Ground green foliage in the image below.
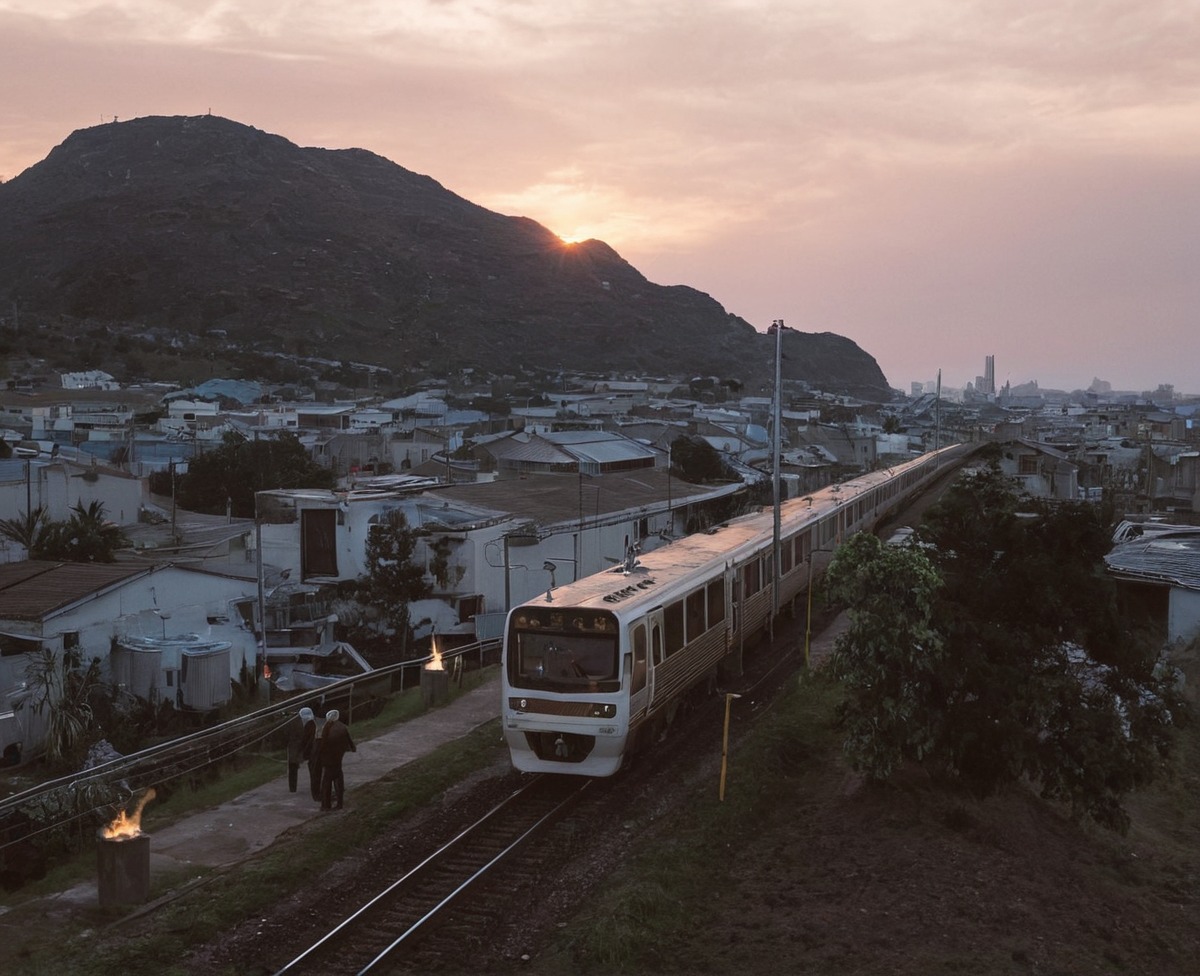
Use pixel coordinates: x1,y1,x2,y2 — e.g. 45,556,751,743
34,501,127,562
825,532,947,781
670,435,728,483
362,509,431,636
0,506,53,556
176,431,335,517
825,464,1183,831
19,648,103,767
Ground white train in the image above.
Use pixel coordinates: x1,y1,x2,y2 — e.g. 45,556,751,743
501,443,972,776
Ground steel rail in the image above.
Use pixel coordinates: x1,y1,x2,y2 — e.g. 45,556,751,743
272,774,591,976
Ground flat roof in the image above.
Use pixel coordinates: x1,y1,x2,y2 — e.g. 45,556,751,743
431,468,742,529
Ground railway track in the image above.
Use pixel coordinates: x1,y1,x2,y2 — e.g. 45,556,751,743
271,774,592,976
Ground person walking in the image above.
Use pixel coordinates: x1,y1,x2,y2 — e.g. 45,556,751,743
285,707,313,793
316,708,356,810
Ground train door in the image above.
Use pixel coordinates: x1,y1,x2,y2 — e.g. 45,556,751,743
646,608,663,710
628,619,650,723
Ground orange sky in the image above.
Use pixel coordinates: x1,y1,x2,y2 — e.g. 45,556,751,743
2,1,1197,395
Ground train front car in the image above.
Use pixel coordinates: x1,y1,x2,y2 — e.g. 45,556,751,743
502,603,628,776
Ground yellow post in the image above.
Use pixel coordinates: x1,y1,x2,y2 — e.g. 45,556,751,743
804,557,814,668
719,692,741,801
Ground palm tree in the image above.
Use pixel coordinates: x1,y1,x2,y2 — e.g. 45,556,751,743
58,501,127,563
0,506,52,557
1,502,128,562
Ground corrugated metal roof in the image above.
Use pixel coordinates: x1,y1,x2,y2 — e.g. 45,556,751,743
566,440,658,465
490,437,576,465
0,560,150,621
540,430,658,464
1105,537,1200,591
541,430,620,445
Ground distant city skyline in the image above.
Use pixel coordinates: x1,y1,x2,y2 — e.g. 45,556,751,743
2,2,1197,396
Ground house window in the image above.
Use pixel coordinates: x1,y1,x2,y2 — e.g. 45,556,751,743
1019,455,1039,475
62,631,80,650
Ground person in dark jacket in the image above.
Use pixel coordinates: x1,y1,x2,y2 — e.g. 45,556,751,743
285,707,312,793
316,708,356,810
295,707,319,799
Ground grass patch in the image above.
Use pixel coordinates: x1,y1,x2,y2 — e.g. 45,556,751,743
541,670,844,974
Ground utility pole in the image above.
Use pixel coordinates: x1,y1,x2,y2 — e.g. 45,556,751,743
771,320,784,641
255,491,266,686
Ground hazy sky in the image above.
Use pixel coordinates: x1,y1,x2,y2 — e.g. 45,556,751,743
2,1,1197,394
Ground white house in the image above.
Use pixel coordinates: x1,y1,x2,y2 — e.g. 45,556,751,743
252,470,748,643
0,562,261,761
0,457,143,562
60,370,119,391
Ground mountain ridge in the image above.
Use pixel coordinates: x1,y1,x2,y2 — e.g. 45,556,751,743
0,115,892,397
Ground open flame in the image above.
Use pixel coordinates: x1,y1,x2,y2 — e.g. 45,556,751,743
102,788,157,839
425,636,444,672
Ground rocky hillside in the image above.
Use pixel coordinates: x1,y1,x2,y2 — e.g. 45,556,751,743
0,115,892,397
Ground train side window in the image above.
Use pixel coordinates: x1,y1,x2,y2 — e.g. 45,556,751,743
707,578,725,625
664,601,685,656
631,624,647,694
781,539,793,574
743,559,761,597
685,589,706,640
651,623,663,666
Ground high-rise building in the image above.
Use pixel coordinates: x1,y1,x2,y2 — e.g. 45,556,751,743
983,355,995,396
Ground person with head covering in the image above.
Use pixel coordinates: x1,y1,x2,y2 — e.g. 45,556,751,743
286,706,317,794
315,708,356,810
298,707,320,799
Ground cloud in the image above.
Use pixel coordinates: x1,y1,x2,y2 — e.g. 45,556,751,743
2,0,1199,391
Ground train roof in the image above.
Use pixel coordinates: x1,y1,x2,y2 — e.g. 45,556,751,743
513,447,963,618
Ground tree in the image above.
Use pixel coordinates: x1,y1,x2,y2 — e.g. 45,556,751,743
922,468,1178,829
826,464,1183,832
361,509,431,641
0,506,53,557
176,431,336,517
670,435,728,483
0,503,126,562
824,531,947,781
20,647,103,766
41,501,127,562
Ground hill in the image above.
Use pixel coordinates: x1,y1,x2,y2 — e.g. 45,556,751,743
0,115,891,397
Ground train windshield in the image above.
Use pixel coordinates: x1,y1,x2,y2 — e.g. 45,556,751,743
506,607,620,693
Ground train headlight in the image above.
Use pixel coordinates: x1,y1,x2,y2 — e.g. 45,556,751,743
589,703,616,718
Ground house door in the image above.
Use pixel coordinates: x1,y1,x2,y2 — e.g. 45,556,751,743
300,509,338,578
